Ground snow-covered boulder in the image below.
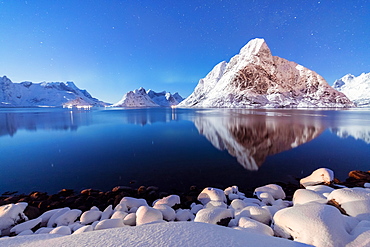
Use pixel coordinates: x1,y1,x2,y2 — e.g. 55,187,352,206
292,189,327,205
327,187,370,221
135,206,164,226
0,203,28,232
119,197,148,210
300,168,334,187
153,195,180,208
254,184,286,200
153,204,176,221
94,219,125,230
273,203,351,246
80,207,102,225
194,207,233,225
10,218,41,235
197,187,227,205
236,217,274,236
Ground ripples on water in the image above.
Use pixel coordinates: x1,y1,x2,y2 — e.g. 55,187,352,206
0,107,369,194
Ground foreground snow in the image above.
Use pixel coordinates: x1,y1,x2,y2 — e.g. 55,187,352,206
0,221,306,247
1,168,370,246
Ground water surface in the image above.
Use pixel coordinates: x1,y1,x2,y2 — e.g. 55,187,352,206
0,107,369,194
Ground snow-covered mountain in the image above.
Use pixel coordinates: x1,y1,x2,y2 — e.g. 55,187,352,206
332,73,370,107
179,38,354,108
147,90,184,107
113,88,183,107
0,76,108,107
193,110,324,170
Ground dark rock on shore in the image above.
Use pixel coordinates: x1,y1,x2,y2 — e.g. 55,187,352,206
1,170,369,221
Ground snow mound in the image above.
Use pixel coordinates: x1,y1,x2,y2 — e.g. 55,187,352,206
0,222,306,247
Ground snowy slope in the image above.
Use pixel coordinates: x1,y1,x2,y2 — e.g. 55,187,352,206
147,89,184,106
113,88,184,107
0,76,108,107
179,38,354,108
333,73,370,107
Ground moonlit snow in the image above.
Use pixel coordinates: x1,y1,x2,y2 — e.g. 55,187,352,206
333,72,370,107
1,168,370,247
178,38,354,108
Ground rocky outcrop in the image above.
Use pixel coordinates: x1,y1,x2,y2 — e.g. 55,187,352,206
113,88,183,107
179,38,354,108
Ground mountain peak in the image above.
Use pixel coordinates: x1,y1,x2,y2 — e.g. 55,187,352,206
179,38,354,108
239,38,271,57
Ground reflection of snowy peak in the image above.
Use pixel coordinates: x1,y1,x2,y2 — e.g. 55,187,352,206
333,73,370,107
113,88,183,107
331,126,370,144
179,38,354,108
194,112,324,170
0,76,108,107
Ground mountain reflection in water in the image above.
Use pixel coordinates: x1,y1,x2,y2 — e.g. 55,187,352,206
1,108,369,172
193,110,325,170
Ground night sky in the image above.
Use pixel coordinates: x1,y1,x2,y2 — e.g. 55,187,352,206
0,0,369,103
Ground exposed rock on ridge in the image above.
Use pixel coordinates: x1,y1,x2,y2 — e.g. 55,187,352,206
113,88,183,107
0,76,108,107
333,72,370,107
179,38,354,108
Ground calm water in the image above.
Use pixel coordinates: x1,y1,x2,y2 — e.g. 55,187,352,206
1,107,370,194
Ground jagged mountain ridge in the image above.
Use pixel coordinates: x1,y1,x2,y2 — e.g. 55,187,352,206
0,76,108,107
113,87,184,107
179,38,354,108
333,73,370,107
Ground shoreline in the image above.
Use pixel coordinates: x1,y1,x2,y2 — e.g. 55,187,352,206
1,170,369,221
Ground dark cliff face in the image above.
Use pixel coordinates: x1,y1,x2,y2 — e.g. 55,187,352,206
193,110,325,170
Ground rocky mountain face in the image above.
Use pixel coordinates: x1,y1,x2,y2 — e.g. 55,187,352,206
0,76,108,107
179,38,354,108
113,88,183,107
333,73,370,107
147,90,184,107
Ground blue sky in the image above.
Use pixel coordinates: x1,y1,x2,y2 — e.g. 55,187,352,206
0,0,369,103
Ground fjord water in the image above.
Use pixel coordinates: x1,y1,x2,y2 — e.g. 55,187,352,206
0,107,369,194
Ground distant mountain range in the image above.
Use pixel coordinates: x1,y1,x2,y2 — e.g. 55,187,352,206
2,38,369,109
112,87,184,107
178,38,354,108
333,72,370,107
0,76,108,107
